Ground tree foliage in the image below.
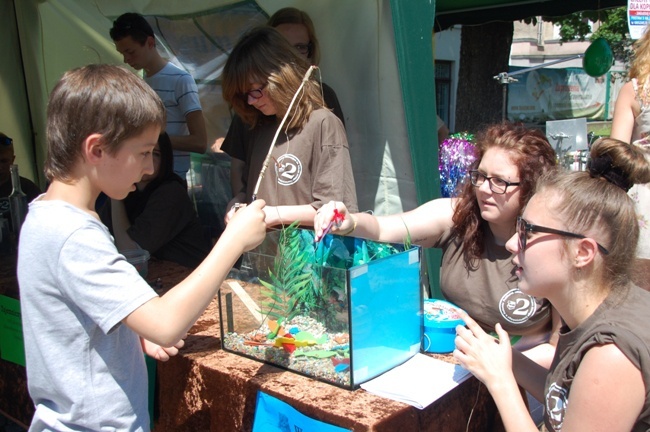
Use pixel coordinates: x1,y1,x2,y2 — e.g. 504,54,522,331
541,7,631,63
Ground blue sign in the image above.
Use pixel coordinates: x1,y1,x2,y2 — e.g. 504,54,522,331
253,391,351,432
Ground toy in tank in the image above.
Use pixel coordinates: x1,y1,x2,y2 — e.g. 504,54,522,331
218,223,422,389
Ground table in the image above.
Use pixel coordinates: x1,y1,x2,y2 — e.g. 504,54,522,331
155,298,505,432
0,257,505,432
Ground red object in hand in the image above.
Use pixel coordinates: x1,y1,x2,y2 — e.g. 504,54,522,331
318,208,347,242
332,209,345,224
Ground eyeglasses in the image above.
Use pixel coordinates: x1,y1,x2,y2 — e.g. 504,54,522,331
516,217,609,255
469,170,520,194
0,137,12,147
242,83,267,101
293,43,312,56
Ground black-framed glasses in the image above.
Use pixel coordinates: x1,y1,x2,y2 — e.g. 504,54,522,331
242,83,268,101
0,137,12,147
469,170,520,194
293,43,312,56
517,217,609,255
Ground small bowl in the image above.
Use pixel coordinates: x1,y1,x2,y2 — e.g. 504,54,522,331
122,249,150,278
422,299,465,353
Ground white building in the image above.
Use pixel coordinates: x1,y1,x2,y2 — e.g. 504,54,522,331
435,19,625,132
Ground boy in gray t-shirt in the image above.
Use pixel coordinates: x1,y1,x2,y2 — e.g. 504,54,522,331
18,64,266,431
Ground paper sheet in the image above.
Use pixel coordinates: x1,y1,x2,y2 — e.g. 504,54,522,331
360,353,472,409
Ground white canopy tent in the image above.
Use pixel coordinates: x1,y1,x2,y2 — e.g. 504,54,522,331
2,0,440,216
3,0,622,294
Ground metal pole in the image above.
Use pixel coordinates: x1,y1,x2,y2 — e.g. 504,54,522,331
494,53,585,123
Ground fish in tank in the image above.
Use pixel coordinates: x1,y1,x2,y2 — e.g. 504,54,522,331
219,222,422,389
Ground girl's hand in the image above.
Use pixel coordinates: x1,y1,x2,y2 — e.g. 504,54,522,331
453,312,513,390
314,201,352,241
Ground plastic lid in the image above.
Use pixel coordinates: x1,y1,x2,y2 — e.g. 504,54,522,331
423,299,465,328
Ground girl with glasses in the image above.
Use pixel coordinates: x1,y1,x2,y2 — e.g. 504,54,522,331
221,27,357,228
268,7,345,125
455,138,650,431
315,122,559,367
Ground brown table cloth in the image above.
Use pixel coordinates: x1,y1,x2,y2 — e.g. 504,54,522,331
0,257,504,431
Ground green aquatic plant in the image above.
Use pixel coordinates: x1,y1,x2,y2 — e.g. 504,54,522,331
259,221,315,324
258,222,415,332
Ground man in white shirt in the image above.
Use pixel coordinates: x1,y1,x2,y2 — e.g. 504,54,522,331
110,13,207,180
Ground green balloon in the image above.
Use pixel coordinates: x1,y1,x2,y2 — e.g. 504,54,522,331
583,38,614,77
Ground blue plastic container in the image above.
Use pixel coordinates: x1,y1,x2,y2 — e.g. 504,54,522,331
422,299,465,353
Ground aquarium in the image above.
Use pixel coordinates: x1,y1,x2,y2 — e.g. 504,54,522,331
219,225,422,389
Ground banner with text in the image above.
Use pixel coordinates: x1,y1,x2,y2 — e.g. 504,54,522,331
629,0,650,40
507,67,608,124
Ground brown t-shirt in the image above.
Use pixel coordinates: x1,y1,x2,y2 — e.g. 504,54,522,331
434,226,552,336
544,285,650,431
223,108,357,211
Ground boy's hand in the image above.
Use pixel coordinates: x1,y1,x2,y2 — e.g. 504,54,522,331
226,199,267,252
141,336,186,362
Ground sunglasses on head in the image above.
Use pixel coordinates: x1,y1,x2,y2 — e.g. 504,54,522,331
0,137,12,147
516,217,609,255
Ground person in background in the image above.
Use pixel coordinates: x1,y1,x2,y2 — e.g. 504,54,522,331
0,132,42,225
0,132,41,200
221,26,357,228
110,12,207,181
267,6,345,124
609,24,650,291
18,64,266,431
221,7,347,212
315,122,560,367
454,138,650,431
100,132,211,269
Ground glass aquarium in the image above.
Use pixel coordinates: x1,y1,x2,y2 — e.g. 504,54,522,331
219,225,422,389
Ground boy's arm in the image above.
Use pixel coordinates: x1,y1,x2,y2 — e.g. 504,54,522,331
123,200,267,346
168,110,207,154
141,337,185,361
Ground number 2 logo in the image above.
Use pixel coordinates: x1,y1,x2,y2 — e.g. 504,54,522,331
275,154,302,186
499,288,537,324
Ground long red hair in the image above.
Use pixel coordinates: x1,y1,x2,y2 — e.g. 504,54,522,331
451,123,556,268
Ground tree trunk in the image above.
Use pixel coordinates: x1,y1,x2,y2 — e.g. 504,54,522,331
455,22,514,133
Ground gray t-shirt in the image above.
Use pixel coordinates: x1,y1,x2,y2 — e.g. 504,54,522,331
18,199,158,431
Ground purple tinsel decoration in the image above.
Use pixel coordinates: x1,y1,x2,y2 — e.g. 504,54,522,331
439,132,477,198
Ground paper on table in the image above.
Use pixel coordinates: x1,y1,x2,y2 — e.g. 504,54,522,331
360,353,472,409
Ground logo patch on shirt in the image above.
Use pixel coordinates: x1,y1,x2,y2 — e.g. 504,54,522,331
546,382,568,431
498,288,537,324
275,154,302,186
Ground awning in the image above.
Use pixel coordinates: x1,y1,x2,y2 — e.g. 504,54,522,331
435,0,628,31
